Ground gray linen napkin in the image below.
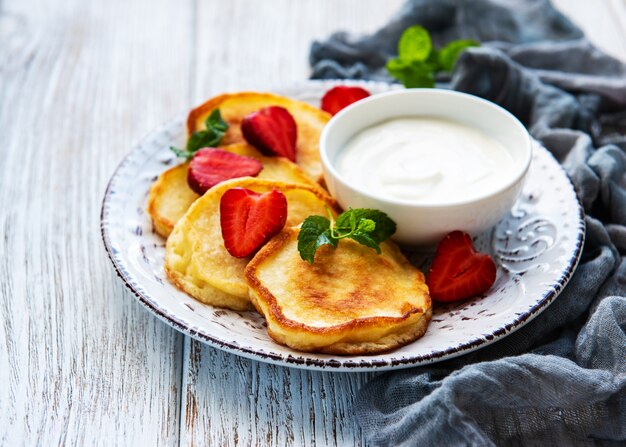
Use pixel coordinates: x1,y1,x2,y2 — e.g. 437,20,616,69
310,1,626,445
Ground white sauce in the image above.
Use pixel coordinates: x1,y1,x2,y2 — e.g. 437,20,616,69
335,117,516,204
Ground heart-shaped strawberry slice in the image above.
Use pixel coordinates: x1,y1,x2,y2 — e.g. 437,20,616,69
426,231,497,302
220,187,288,258
187,148,263,195
321,86,370,116
241,106,297,162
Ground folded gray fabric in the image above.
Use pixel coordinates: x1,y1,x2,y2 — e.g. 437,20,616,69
310,1,626,445
310,0,583,80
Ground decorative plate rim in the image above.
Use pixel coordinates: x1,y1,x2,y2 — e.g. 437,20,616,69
100,80,586,372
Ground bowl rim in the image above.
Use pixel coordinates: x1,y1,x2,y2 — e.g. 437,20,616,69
319,88,533,209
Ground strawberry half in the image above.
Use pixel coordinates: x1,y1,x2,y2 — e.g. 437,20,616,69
220,187,287,258
241,106,297,162
187,148,263,195
321,86,370,116
426,231,497,302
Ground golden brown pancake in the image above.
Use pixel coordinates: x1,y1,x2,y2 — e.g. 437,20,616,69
165,178,339,311
147,160,199,238
147,143,324,238
245,227,432,355
187,92,330,180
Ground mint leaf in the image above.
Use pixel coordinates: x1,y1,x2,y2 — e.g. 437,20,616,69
170,108,229,160
206,109,228,132
438,40,479,71
317,229,338,249
397,25,432,61
386,58,435,88
357,218,376,233
186,129,222,153
336,209,396,244
169,146,194,159
427,48,440,66
297,215,332,264
348,231,381,253
349,211,357,232
297,209,397,264
386,26,480,88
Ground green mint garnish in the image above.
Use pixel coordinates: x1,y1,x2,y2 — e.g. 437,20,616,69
438,39,481,72
170,109,229,160
386,25,479,88
297,208,397,264
398,25,432,62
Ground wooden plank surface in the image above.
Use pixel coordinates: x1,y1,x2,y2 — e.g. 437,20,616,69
0,0,624,446
553,0,626,61
0,0,193,445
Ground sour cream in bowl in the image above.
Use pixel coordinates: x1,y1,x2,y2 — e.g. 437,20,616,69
320,89,532,246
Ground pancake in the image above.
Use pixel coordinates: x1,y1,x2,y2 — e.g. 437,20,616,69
245,227,432,355
165,178,339,311
147,143,324,238
187,92,330,180
147,161,199,238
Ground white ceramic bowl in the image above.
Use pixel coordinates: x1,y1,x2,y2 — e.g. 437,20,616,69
320,89,532,246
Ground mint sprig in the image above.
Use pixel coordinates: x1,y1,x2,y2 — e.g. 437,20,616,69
437,39,480,72
170,109,229,160
386,25,479,88
297,208,397,264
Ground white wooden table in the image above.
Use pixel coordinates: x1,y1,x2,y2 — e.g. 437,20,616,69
1,1,625,445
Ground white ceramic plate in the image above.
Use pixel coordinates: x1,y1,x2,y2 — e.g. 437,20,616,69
101,80,585,372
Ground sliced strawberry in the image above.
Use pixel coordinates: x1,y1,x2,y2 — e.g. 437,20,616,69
321,86,371,116
220,187,287,258
426,231,497,302
241,106,297,162
187,148,263,195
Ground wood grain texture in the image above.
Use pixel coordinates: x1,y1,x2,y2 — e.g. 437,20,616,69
0,0,193,445
552,0,626,61
192,0,405,96
1,0,625,445
181,340,375,447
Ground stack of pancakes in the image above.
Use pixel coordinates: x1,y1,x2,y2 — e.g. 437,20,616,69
148,92,432,355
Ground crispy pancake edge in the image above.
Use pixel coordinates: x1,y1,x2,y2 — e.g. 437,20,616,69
244,228,433,355
164,262,252,311
186,91,331,135
147,162,198,238
164,178,341,309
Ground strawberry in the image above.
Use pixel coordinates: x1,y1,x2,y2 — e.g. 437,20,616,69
321,86,370,116
241,106,297,162
426,231,497,302
220,187,288,258
187,148,263,195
